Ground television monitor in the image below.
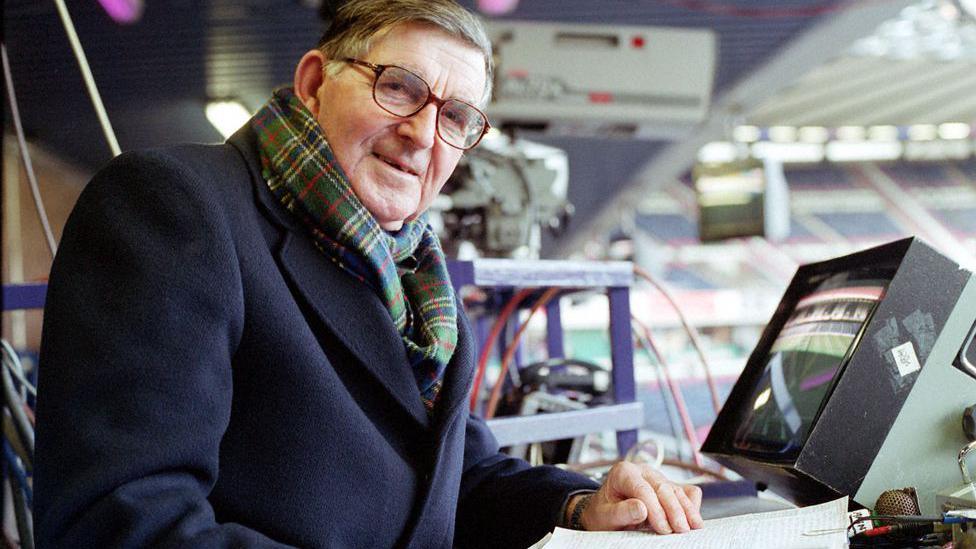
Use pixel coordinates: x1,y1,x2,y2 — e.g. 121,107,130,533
703,237,976,513
694,158,789,243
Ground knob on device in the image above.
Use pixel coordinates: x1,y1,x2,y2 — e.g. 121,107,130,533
963,404,976,442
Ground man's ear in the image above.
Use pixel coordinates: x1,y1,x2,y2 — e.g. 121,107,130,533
293,49,328,116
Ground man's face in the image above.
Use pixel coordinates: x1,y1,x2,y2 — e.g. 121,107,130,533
312,23,486,231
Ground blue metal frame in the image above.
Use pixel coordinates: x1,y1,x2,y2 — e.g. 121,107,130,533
449,258,641,456
3,283,47,311
544,299,564,359
607,286,637,454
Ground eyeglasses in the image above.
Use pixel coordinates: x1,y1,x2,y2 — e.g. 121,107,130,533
343,58,490,150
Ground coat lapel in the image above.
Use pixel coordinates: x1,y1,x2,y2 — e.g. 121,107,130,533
228,126,431,428
431,298,476,428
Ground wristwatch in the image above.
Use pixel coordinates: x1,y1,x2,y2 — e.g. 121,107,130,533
570,493,595,531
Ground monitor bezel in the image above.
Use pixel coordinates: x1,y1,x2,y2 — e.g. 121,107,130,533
728,274,889,461
702,238,911,465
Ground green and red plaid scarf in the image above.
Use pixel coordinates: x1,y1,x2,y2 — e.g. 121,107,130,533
252,87,457,414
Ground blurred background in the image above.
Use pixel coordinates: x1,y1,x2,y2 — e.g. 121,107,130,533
5,0,976,529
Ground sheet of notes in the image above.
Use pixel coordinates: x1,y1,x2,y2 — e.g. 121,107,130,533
536,497,849,549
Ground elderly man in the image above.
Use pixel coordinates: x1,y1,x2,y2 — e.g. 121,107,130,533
34,1,702,547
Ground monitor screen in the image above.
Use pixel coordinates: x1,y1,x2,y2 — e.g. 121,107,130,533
730,267,892,460
695,159,766,242
703,237,976,510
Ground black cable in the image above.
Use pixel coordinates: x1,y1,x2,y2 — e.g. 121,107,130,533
1,340,36,399
1,43,58,257
6,470,33,549
1,366,33,459
2,443,31,508
3,414,31,472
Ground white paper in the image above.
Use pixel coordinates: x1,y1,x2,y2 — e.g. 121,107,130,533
527,532,553,549
890,341,921,377
538,497,849,549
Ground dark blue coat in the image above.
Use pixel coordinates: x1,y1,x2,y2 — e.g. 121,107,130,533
34,126,597,548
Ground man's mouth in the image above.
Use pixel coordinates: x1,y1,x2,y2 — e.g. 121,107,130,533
373,153,418,176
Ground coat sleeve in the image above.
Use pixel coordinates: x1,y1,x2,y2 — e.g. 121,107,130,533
452,311,600,549
34,151,294,548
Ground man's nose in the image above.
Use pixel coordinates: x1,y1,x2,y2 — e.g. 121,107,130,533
397,103,438,149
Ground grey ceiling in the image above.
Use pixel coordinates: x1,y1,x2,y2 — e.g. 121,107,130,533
748,56,976,126
3,0,878,254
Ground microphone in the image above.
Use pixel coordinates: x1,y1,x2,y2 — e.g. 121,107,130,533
875,487,921,516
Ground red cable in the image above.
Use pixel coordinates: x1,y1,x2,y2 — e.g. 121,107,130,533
862,525,896,537
633,316,704,467
484,288,560,419
470,288,535,412
634,265,722,415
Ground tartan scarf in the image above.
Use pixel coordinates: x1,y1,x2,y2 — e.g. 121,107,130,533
252,87,458,414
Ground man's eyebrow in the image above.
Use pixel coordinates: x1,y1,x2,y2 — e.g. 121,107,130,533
396,61,481,105
387,60,427,81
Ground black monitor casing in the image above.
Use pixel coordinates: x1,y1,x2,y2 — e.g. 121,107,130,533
703,237,976,512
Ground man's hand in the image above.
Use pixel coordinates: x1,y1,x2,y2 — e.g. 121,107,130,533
568,462,703,534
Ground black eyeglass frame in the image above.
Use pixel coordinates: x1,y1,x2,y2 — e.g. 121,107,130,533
342,57,491,150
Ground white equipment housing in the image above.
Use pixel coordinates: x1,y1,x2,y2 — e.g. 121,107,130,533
487,22,717,139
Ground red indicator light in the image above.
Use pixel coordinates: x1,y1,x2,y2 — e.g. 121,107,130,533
631,35,645,48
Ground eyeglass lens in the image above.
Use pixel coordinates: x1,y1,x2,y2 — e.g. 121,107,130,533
374,65,486,149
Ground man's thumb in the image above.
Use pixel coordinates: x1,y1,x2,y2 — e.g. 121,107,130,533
589,498,647,529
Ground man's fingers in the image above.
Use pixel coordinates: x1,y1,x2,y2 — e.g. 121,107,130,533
654,483,690,533
606,463,671,533
676,484,704,529
598,462,704,534
682,483,703,509
637,463,668,489
610,463,659,506
638,464,703,532
609,463,649,495
639,490,672,534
